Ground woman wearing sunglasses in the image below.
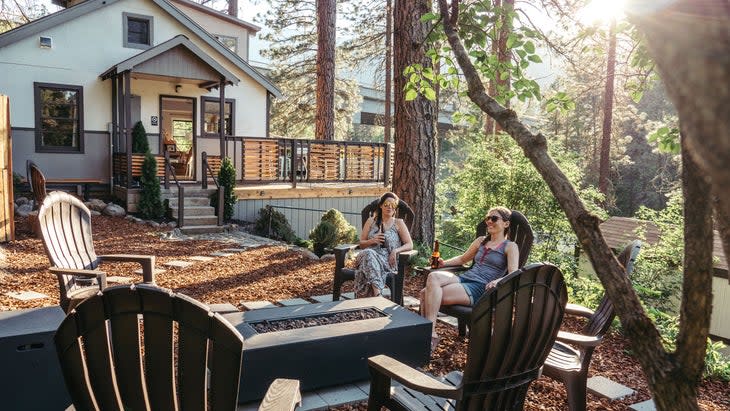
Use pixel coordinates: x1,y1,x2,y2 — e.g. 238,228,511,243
419,206,519,351
354,192,414,298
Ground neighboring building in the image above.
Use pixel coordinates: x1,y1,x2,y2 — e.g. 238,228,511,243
0,0,279,193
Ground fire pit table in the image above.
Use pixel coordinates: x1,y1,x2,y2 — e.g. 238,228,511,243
222,296,431,403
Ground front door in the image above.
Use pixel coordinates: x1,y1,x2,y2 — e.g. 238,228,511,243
160,96,195,180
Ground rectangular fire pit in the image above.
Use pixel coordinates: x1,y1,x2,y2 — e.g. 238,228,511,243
222,297,431,403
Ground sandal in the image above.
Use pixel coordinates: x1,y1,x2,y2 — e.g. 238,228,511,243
430,336,440,353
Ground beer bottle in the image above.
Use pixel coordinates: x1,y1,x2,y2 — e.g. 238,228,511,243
430,240,440,268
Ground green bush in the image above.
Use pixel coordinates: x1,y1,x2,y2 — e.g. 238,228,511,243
138,152,164,219
132,121,149,154
253,205,296,243
308,209,357,257
210,157,237,221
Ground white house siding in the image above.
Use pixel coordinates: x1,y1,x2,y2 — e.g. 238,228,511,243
710,276,730,340
0,0,269,179
235,196,377,239
171,3,251,61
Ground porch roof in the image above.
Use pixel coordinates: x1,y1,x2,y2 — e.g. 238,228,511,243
99,35,239,87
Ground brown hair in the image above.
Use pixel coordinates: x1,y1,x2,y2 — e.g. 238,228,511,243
482,206,512,243
374,192,399,224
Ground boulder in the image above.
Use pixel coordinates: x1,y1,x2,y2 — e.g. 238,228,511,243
102,203,126,217
15,196,30,206
86,199,107,212
15,203,33,217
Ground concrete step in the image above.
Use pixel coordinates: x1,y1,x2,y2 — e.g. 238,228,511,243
169,205,215,216
161,187,217,197
166,197,211,207
178,224,226,235
181,215,219,226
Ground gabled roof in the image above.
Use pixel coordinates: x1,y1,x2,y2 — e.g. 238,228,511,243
0,0,281,97
100,35,239,86
169,0,260,32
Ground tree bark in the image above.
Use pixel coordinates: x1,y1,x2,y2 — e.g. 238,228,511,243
315,0,336,140
627,0,730,282
598,19,616,199
384,0,392,145
438,0,717,408
485,0,512,136
392,0,437,245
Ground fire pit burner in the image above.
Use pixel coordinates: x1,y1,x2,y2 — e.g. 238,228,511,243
250,308,386,333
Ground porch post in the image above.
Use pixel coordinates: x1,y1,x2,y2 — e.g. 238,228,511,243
111,75,117,191
219,78,226,159
124,70,132,188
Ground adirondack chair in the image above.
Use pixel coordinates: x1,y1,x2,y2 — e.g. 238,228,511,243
438,210,534,335
37,191,156,312
26,160,47,210
332,198,418,305
54,284,302,411
367,263,568,411
543,240,641,411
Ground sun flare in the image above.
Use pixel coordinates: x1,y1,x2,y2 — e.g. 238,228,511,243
578,0,626,25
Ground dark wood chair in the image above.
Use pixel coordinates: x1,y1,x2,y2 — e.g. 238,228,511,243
26,159,47,210
332,198,418,305
54,284,302,411
37,191,156,312
367,263,568,411
543,240,642,411
438,210,535,335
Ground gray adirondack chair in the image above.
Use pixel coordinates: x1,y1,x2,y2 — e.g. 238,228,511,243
367,263,568,411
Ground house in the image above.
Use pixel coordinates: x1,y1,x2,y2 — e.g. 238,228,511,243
0,0,280,209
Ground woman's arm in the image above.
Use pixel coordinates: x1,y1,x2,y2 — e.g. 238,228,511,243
392,219,413,253
359,217,378,248
505,241,520,273
439,237,484,267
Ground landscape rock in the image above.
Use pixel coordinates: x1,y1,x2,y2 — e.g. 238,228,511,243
90,210,101,216
86,199,107,212
102,203,126,217
15,197,29,206
15,203,33,217
147,221,160,228
299,249,320,260
320,253,335,261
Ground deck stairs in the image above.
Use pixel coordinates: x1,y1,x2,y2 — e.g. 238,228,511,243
161,187,225,235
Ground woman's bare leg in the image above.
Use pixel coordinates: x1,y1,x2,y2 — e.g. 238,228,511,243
421,271,470,337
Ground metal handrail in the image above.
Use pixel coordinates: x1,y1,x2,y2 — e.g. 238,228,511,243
201,151,224,226
163,151,184,227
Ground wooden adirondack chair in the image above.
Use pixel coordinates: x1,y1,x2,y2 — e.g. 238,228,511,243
54,284,302,411
438,210,534,335
332,198,418,305
367,263,568,411
37,191,156,312
543,240,641,411
26,160,47,210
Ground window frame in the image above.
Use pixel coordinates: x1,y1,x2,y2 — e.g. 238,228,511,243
200,97,235,138
123,12,154,49
34,82,84,153
214,34,238,53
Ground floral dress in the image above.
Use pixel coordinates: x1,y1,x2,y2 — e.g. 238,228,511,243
354,221,402,297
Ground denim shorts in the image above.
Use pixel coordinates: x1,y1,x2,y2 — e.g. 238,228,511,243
459,278,485,305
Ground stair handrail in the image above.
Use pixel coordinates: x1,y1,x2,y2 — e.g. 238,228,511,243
163,151,184,227
201,151,224,226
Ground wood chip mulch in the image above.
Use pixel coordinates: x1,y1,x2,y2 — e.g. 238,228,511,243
1,215,728,410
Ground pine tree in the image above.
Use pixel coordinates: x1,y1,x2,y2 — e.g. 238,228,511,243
214,157,236,221
138,152,164,219
132,121,150,153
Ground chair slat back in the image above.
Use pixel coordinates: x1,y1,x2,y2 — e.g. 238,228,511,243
361,198,415,232
476,210,534,268
54,284,245,411
584,240,641,337
27,160,48,209
460,263,567,410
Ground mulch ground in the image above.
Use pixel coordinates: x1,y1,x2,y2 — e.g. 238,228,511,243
1,215,728,410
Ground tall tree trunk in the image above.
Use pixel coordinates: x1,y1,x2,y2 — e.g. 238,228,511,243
598,18,616,198
627,0,730,283
485,0,512,135
384,0,392,144
392,0,437,245
315,0,336,140
438,1,717,408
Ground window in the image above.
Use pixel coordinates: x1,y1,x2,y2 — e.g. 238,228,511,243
172,120,193,152
215,35,238,53
123,13,153,49
201,97,234,136
34,82,84,153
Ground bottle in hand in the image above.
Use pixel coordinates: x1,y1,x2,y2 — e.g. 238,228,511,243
380,222,388,248
430,240,440,268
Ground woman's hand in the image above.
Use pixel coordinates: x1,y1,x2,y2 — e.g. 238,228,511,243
372,232,385,247
388,250,397,268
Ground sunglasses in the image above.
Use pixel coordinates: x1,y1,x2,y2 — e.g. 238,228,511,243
485,215,503,223
382,201,398,209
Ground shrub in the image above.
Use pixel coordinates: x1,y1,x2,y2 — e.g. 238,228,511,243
253,205,296,243
309,209,357,257
138,152,164,219
132,121,150,154
210,157,237,221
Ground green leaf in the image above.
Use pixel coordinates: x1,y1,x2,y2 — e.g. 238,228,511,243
420,12,438,22
528,54,542,63
524,41,535,54
423,87,437,101
405,89,418,101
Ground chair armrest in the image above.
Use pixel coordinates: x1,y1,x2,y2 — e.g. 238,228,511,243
49,267,107,289
368,354,460,399
397,249,418,266
556,331,603,347
98,254,156,284
259,378,301,411
564,303,595,319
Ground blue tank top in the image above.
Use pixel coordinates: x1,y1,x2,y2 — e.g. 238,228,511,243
459,240,511,284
